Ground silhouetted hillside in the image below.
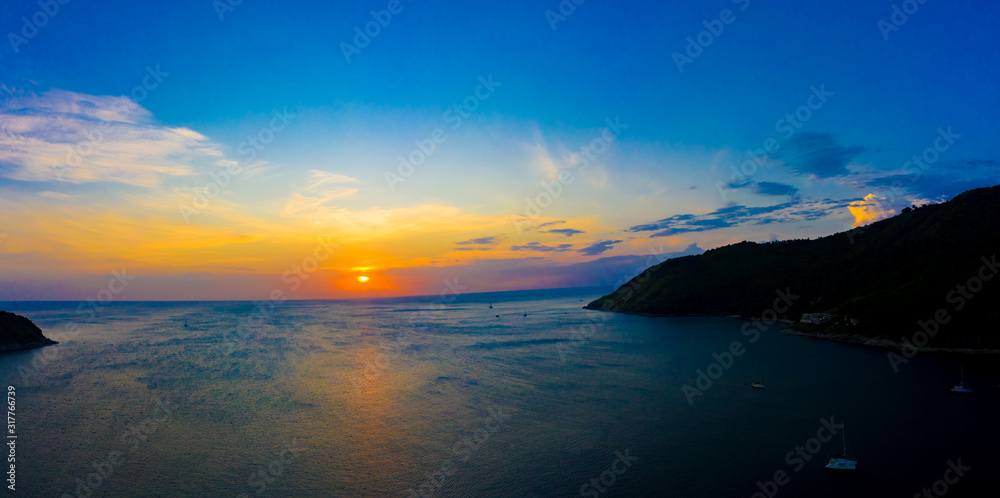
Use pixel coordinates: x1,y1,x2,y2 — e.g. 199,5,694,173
0,311,57,352
586,185,1000,348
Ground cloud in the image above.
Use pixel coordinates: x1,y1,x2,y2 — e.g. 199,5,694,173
862,159,1000,200
848,193,896,226
577,239,623,256
536,220,566,229
284,169,361,214
284,188,358,214
724,180,799,196
457,236,502,245
753,181,798,196
775,132,868,178
627,198,852,237
0,89,229,187
545,228,584,237
38,191,72,200
510,242,573,252
303,169,359,191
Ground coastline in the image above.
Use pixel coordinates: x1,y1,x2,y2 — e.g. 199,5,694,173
585,305,1000,355
781,327,1000,355
0,338,58,353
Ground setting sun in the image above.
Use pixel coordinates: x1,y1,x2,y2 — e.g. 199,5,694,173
357,276,369,282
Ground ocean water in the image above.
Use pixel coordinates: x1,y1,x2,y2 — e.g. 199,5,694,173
1,287,998,497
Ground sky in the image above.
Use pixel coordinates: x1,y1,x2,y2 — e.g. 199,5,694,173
0,0,998,300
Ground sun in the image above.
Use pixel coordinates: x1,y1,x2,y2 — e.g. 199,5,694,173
357,275,369,283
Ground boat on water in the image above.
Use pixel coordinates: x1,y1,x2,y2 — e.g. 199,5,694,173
950,365,972,394
825,422,858,471
751,365,765,389
523,310,527,317
489,302,493,309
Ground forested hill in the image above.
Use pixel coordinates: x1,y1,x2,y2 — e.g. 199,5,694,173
585,185,1000,348
0,310,58,352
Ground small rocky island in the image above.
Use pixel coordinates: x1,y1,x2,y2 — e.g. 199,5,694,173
0,311,58,352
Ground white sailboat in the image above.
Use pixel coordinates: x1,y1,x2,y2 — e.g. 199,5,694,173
751,365,765,389
825,423,858,471
950,365,972,394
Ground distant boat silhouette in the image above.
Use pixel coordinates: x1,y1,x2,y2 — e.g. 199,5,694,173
495,314,500,318
489,302,493,309
751,365,765,389
825,422,857,470
183,319,188,328
523,310,527,317
951,365,972,394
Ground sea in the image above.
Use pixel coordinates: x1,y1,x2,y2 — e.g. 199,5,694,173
1,287,997,497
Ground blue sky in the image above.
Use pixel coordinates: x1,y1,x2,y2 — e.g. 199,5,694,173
1,0,998,299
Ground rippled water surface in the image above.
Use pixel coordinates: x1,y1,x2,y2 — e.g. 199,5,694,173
1,288,998,497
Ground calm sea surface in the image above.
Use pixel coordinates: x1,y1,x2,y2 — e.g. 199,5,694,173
1,287,997,497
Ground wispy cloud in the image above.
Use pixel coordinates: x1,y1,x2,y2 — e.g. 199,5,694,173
627,198,852,237
510,241,573,252
536,220,566,229
775,132,868,178
753,181,798,196
457,235,503,245
577,239,623,256
0,89,229,187
545,228,584,237
284,169,360,214
38,191,72,200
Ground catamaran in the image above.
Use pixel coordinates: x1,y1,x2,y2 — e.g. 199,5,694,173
825,422,858,471
950,365,972,394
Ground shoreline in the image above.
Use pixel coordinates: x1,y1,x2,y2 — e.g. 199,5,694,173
0,339,58,353
585,305,1000,355
782,327,1000,355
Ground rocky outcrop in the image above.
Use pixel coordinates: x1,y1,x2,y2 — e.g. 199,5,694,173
0,311,57,352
